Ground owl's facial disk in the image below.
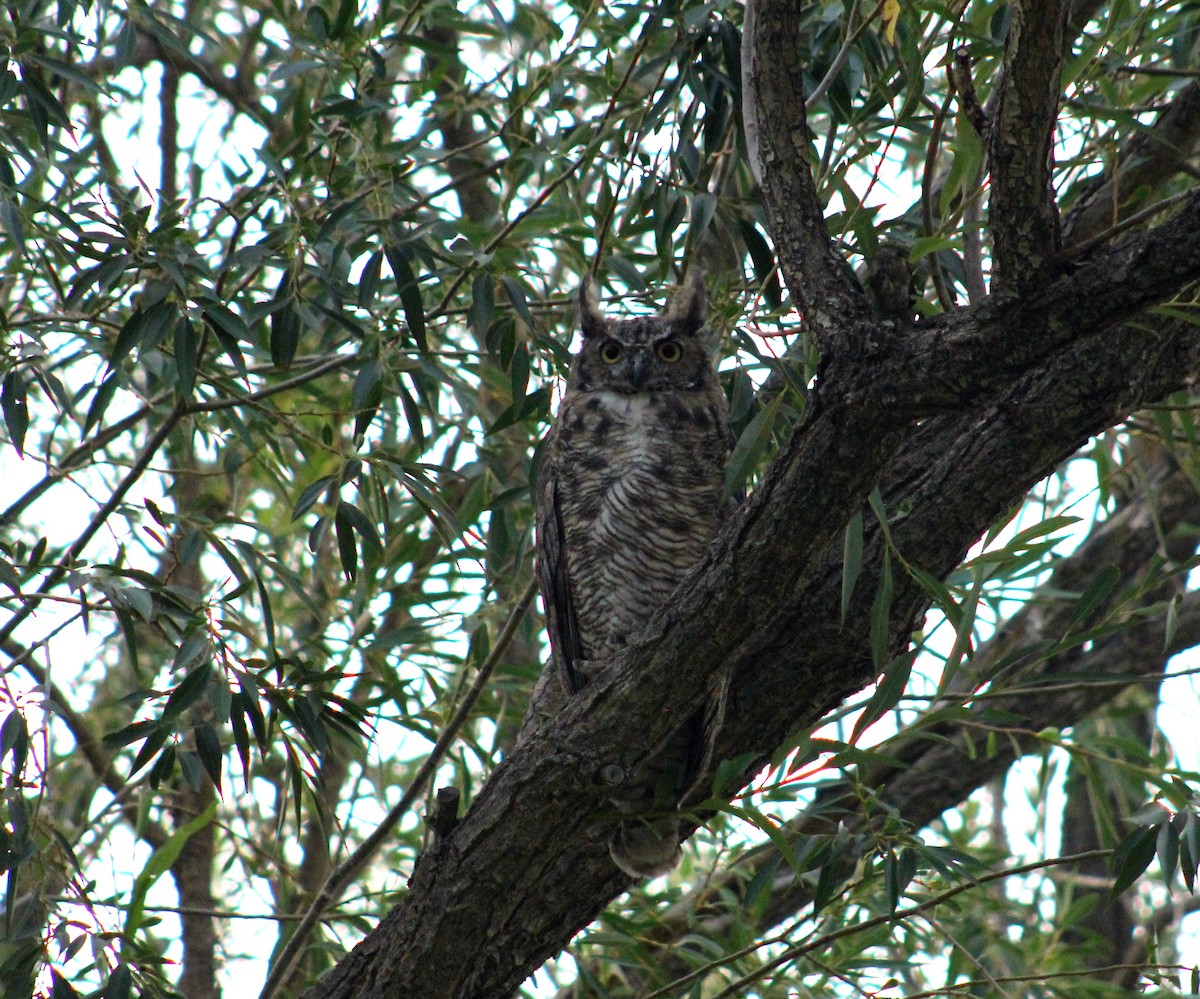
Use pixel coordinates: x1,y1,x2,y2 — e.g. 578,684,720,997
574,326,710,394
571,273,713,394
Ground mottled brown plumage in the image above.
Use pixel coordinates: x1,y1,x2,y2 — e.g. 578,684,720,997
533,272,733,877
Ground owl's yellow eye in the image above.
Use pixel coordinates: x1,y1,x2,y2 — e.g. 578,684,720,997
656,340,683,363
599,341,623,364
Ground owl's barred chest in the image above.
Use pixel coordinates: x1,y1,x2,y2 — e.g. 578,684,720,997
555,389,727,522
548,386,729,659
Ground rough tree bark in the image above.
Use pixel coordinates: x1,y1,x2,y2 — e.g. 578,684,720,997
299,2,1200,995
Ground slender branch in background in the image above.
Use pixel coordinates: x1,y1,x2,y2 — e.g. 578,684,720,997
85,32,268,123
2,352,354,528
952,44,988,137
0,400,188,649
1,404,155,526
1053,187,1200,264
259,577,538,999
1062,81,1200,245
425,17,660,322
554,460,1200,996
921,86,958,312
803,0,882,113
655,850,1112,999
160,62,179,210
3,630,171,850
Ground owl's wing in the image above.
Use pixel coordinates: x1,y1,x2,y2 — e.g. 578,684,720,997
536,463,586,696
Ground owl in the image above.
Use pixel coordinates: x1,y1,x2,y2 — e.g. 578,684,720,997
533,271,733,878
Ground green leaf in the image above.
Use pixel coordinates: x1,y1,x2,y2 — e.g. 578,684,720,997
722,392,782,505
128,724,169,777
850,651,911,746
202,302,249,379
1,709,29,775
720,802,802,876
334,504,359,581
50,969,79,999
352,359,384,438
1067,563,1120,633
385,244,427,351
104,964,132,999
940,119,983,218
238,673,268,748
292,475,335,521
194,723,223,794
869,549,894,669
82,371,119,438
2,370,29,458
1157,816,1180,886
270,299,300,369
1165,592,1181,654
125,800,217,939
338,501,383,555
1110,823,1159,896
689,191,717,238
0,196,24,257
103,718,159,749
812,825,851,915
163,659,213,721
510,341,530,403
148,742,176,788
885,846,919,912
469,272,494,335
502,276,535,332
331,0,358,37
108,300,177,372
486,387,551,435
230,695,252,791
841,509,863,624
357,249,384,308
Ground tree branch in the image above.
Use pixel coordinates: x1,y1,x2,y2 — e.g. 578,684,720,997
301,13,1200,991
987,0,1071,295
263,579,537,999
1062,81,1200,246
742,0,871,349
301,232,1200,999
891,190,1200,411
553,449,1200,994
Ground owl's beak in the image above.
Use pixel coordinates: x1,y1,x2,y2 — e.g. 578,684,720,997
629,353,650,388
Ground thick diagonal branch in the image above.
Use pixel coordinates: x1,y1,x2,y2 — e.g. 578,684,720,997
579,456,1200,995
303,223,1200,999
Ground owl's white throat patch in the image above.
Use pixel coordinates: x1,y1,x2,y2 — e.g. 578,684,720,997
587,389,654,422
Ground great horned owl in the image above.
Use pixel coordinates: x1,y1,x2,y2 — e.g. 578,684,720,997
534,271,733,878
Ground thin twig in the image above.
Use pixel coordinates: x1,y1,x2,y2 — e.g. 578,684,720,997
0,399,188,649
642,849,1111,999
952,44,987,136
805,0,884,113
257,576,539,999
1052,187,1200,265
921,85,958,312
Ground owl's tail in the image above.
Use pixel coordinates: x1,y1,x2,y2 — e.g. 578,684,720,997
610,816,681,879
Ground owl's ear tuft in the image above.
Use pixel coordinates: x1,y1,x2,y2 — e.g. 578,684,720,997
664,270,707,335
579,274,605,338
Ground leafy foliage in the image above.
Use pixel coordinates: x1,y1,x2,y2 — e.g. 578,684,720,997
0,0,1199,996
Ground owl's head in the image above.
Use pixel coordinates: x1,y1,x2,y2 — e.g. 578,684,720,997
570,271,714,394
